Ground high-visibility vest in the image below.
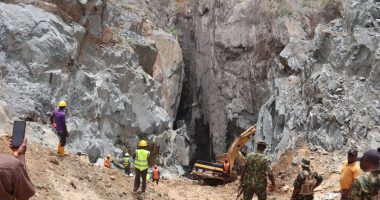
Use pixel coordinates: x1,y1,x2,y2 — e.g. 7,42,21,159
153,168,160,180
123,157,129,168
135,149,150,171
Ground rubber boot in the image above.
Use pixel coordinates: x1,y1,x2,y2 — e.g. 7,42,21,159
58,145,65,157
61,146,65,157
57,142,61,154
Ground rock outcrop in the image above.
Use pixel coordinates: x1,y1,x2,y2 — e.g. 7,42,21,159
178,0,379,158
0,1,186,166
255,0,380,156
1,0,379,172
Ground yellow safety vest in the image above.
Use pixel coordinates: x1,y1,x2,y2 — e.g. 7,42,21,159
123,157,129,167
135,149,150,171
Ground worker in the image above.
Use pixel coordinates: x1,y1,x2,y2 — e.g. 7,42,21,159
339,148,362,200
133,140,150,193
223,157,230,174
104,155,111,168
0,138,36,199
291,158,323,200
350,148,380,199
152,165,160,185
240,141,275,200
50,101,69,157
123,152,131,174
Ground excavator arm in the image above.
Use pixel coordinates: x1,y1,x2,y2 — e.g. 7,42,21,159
226,125,256,172
192,125,256,183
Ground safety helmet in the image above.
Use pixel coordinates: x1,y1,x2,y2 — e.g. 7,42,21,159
107,154,111,159
139,140,148,147
125,153,129,157
58,101,67,107
154,165,157,168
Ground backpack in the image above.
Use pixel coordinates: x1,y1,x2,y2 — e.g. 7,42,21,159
300,170,316,195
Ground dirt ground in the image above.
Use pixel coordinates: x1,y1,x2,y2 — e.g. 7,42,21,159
0,136,344,200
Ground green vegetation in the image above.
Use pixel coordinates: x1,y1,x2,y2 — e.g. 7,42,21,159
168,26,179,38
301,0,312,7
277,6,293,17
142,73,148,84
301,0,330,8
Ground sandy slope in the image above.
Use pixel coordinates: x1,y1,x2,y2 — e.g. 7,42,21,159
0,136,343,200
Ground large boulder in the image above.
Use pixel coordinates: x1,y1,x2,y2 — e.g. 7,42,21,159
151,30,184,125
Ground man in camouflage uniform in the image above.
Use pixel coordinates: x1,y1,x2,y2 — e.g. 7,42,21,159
350,148,380,200
291,158,323,200
240,141,275,200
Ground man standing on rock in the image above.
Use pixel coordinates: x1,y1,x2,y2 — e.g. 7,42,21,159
349,148,380,200
240,141,275,200
291,158,323,200
133,140,150,193
0,138,36,199
50,101,69,157
339,148,362,200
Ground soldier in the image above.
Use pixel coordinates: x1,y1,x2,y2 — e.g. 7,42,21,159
349,148,380,200
240,141,275,200
291,158,323,200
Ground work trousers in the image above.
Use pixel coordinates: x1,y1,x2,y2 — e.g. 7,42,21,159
340,189,349,200
133,169,147,192
124,166,130,174
57,131,68,146
153,179,159,185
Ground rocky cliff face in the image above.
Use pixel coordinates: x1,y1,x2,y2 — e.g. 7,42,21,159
179,0,380,158
0,0,186,166
1,0,379,171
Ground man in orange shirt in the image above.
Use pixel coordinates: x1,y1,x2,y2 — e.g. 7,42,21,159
104,155,111,168
152,165,160,185
340,148,362,200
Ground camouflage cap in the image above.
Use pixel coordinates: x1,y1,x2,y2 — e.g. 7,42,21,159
301,158,310,167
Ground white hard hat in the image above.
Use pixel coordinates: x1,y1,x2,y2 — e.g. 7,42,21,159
125,153,129,156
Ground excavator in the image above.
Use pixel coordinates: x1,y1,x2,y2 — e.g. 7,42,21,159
191,125,256,183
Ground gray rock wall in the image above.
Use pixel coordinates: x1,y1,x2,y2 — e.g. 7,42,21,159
186,0,379,158
0,1,186,166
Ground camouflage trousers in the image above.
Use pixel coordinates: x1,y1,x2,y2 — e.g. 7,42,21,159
243,186,266,200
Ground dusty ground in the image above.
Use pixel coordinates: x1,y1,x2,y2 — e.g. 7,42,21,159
0,136,344,200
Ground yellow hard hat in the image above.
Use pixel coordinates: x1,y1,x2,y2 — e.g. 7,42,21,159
139,140,148,147
107,154,111,158
58,101,67,107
